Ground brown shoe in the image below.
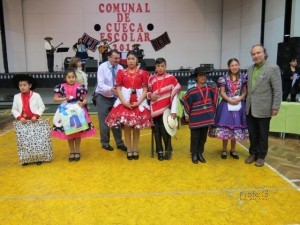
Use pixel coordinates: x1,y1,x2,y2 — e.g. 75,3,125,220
245,155,256,164
255,158,265,167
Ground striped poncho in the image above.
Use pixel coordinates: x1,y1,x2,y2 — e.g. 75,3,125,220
148,73,181,118
182,82,218,129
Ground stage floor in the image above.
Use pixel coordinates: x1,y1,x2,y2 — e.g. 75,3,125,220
0,115,299,225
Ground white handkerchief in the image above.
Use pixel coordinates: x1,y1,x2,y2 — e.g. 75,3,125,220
227,96,241,111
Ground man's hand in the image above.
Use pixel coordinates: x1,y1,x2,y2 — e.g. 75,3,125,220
111,87,117,95
272,109,279,116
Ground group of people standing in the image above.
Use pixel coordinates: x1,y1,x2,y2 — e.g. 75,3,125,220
13,43,282,168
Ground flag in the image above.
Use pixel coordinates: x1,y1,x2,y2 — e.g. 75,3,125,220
150,32,171,51
81,33,101,52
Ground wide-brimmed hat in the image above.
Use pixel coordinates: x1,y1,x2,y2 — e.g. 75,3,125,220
12,74,37,90
44,36,53,40
132,43,140,48
163,108,178,136
192,66,213,77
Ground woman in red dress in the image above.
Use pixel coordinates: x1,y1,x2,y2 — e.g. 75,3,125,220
106,51,152,160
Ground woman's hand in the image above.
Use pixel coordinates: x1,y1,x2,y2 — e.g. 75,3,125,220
20,118,27,124
123,101,132,109
130,102,140,108
77,101,85,108
150,93,159,102
31,116,37,123
171,113,177,119
228,97,240,105
185,116,189,122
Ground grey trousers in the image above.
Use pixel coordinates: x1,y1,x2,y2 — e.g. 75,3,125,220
96,94,124,147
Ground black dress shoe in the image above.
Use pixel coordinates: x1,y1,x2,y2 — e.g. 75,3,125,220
102,145,114,151
197,153,206,163
164,151,172,160
158,152,164,161
192,153,198,164
117,145,127,151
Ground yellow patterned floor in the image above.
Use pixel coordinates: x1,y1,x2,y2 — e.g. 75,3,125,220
0,115,299,225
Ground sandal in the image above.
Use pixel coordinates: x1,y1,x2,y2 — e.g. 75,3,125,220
69,153,75,162
230,150,239,159
133,151,139,160
74,153,81,162
221,151,227,159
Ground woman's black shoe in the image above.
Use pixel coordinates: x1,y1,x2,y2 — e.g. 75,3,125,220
221,151,227,159
74,153,81,162
69,153,75,162
127,152,134,160
230,150,239,159
133,151,139,160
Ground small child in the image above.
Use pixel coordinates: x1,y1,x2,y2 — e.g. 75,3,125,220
181,67,218,164
147,58,181,161
51,69,96,162
11,74,48,165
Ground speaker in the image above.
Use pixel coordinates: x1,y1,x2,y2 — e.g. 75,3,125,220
85,59,98,72
143,58,155,71
200,64,214,71
277,42,292,70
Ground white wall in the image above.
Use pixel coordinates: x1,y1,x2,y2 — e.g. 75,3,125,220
21,0,223,72
3,0,27,72
221,0,262,70
291,0,300,37
264,0,285,64
1,0,293,72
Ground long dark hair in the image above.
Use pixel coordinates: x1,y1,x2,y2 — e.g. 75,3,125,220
227,58,241,79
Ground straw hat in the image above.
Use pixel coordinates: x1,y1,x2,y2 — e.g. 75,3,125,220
163,108,178,136
12,74,37,90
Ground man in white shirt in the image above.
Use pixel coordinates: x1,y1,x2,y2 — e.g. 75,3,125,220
95,49,127,151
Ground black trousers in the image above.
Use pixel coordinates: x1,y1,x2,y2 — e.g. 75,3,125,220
152,115,171,153
282,92,297,102
46,51,54,72
190,127,208,154
246,110,271,159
